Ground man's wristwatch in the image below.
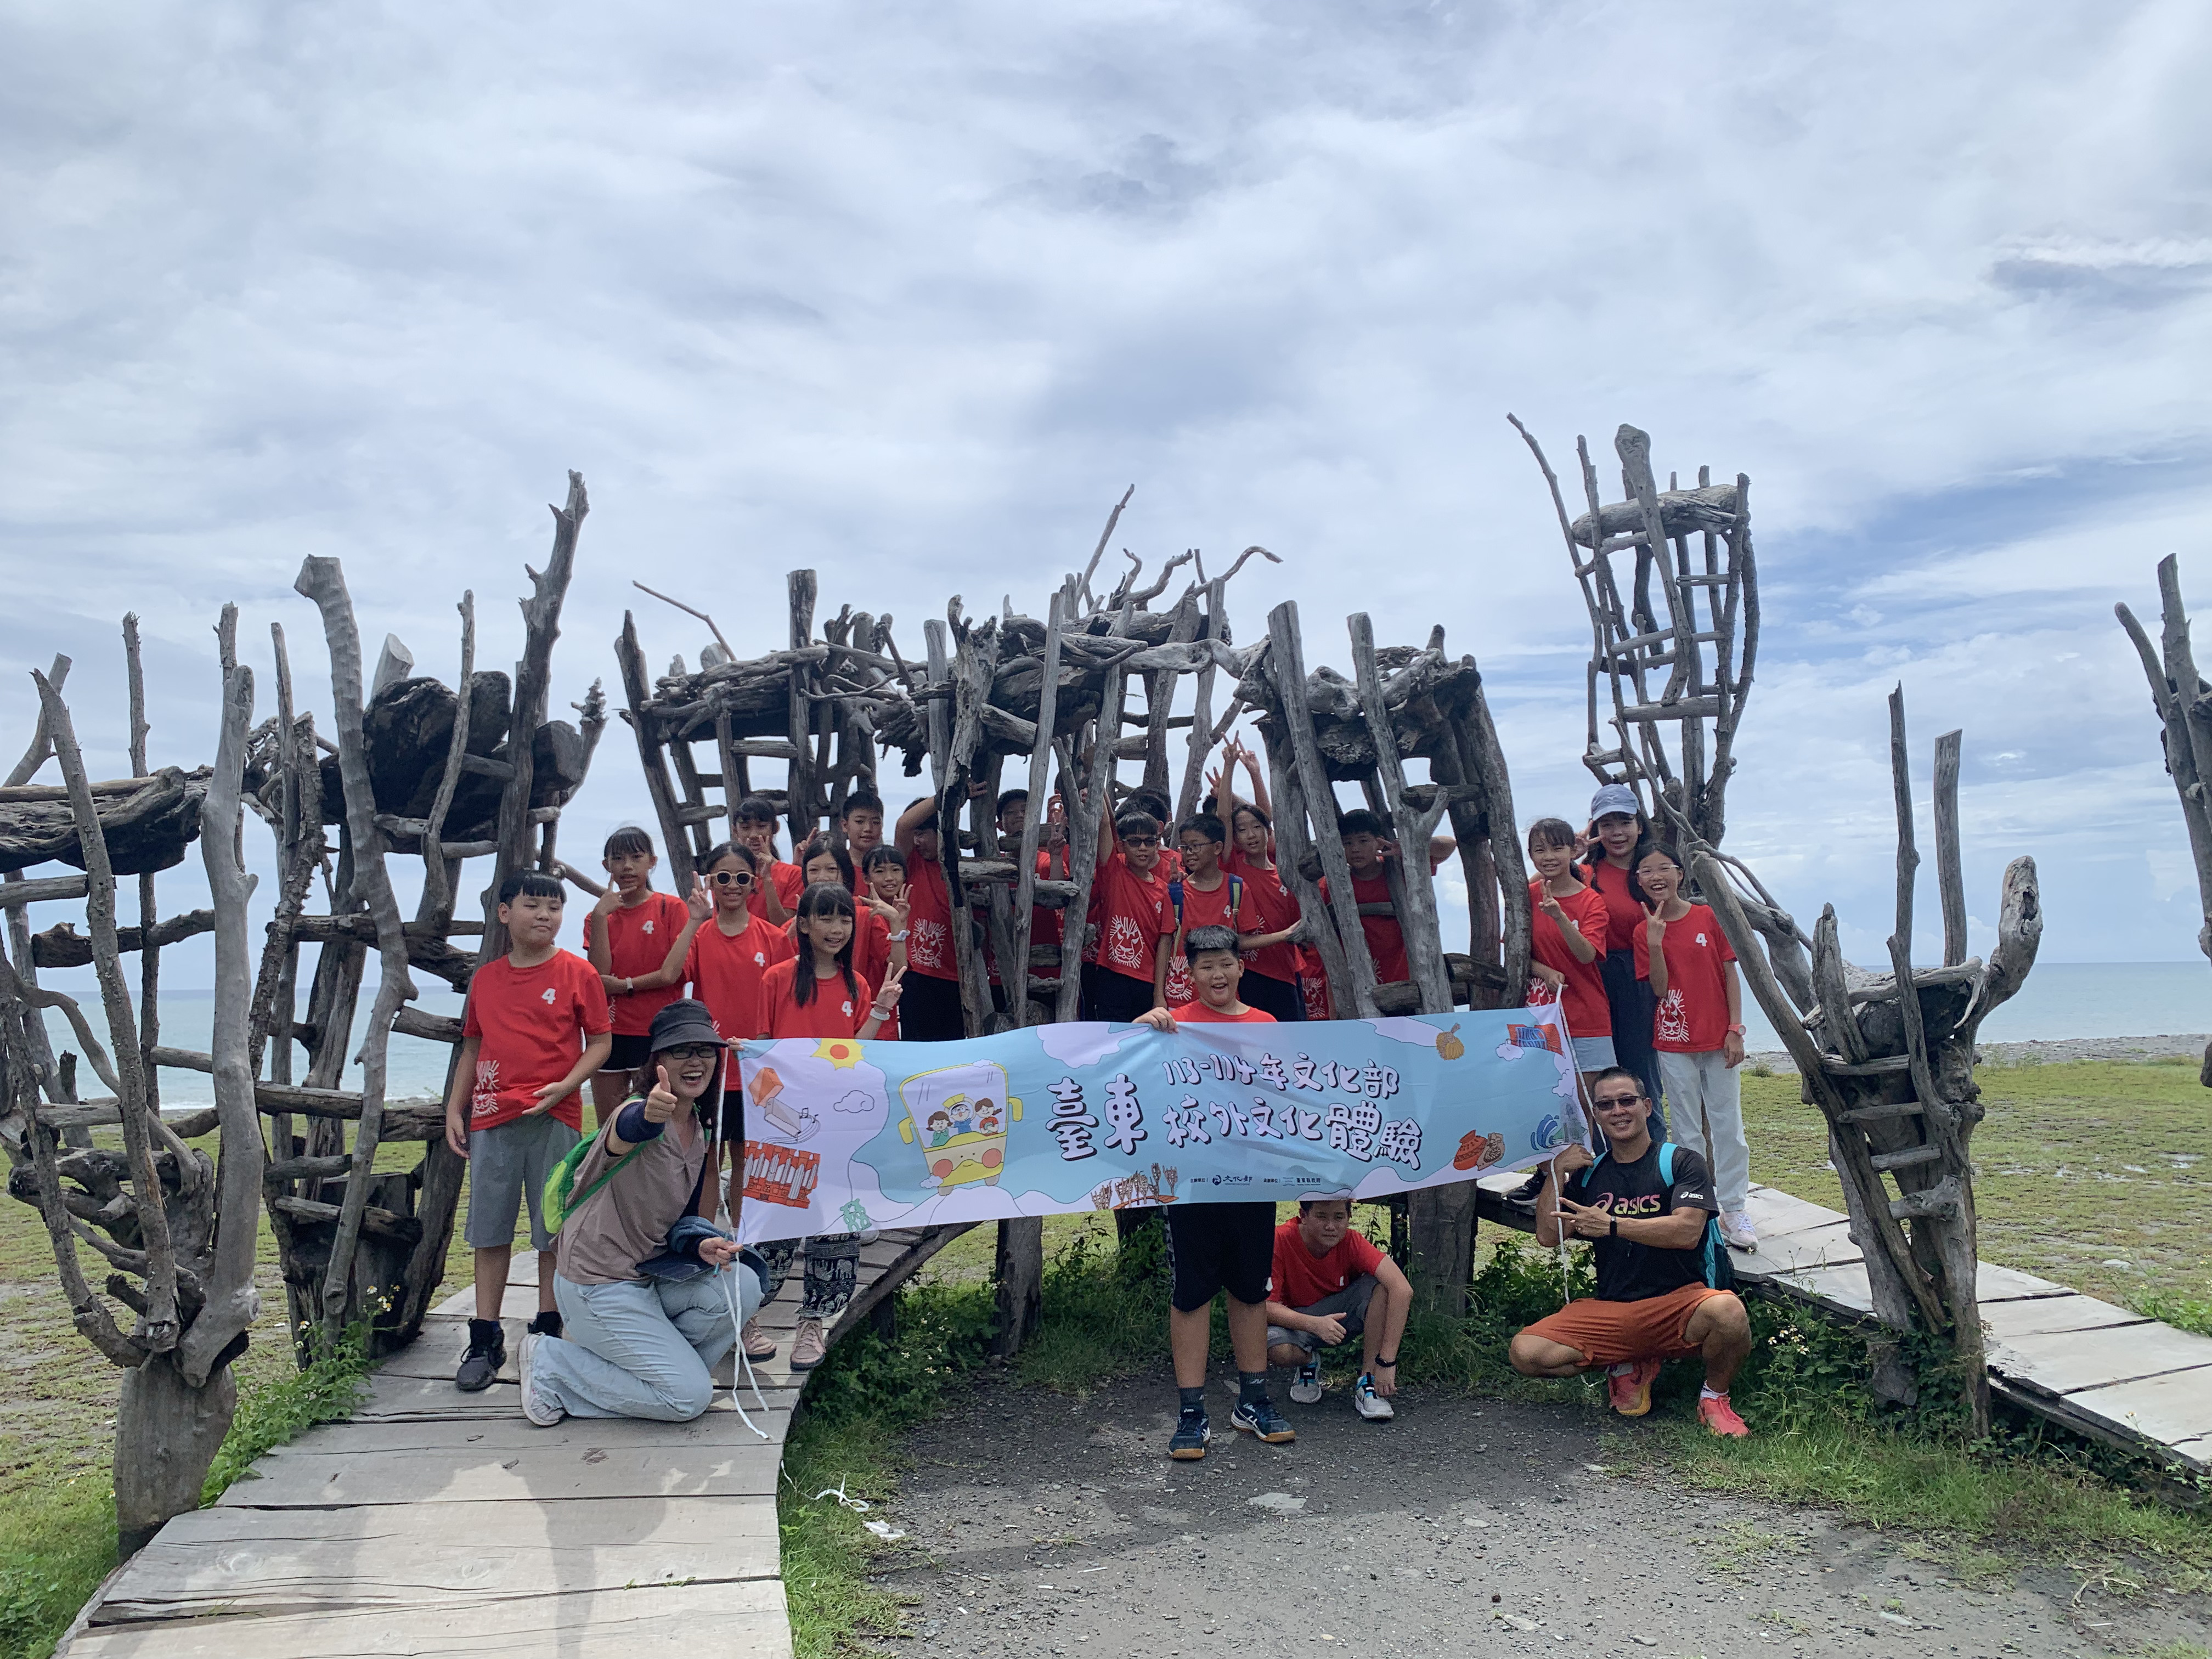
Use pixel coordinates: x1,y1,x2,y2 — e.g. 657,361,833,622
1609,1217,1619,1239
1727,1023,1747,1035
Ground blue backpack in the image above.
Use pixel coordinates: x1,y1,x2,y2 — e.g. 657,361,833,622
1584,1141,1734,1291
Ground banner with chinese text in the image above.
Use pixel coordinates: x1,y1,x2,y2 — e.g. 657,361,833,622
730,1007,1582,1244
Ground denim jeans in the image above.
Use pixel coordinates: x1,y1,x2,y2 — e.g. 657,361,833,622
537,1266,762,1421
1657,1048,1749,1214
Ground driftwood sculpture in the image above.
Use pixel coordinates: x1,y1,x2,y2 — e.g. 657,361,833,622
620,497,1534,1330
2115,556,2212,1085
1517,420,2042,1432
0,611,264,1555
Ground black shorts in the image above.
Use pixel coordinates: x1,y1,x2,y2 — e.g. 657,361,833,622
1081,963,1156,1024
900,972,966,1041
1239,970,1305,1023
603,1032,651,1071
719,1087,745,1149
1164,1201,1276,1312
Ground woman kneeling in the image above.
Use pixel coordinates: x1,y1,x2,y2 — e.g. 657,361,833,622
521,998,761,1425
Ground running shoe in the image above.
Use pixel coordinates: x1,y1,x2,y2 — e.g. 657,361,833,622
1352,1375,1395,1422
1169,1406,1211,1460
1230,1396,1296,1444
1607,1357,1662,1418
1289,1361,1323,1406
1698,1393,1751,1438
517,1332,565,1427
1719,1211,1758,1252
741,1317,778,1362
454,1318,505,1393
789,1316,828,1372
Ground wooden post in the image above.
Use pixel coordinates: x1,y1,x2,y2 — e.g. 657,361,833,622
1011,583,1071,1025
617,612,696,891
788,571,819,835
1346,614,1452,1014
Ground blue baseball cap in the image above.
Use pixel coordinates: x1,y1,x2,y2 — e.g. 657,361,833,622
1589,783,1640,821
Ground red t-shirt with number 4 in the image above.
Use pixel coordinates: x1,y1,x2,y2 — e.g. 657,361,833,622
462,949,612,1132
759,958,877,1039
582,891,691,1036
1632,902,1737,1053
684,913,795,1041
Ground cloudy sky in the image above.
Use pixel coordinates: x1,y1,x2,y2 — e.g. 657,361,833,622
3,0,2208,994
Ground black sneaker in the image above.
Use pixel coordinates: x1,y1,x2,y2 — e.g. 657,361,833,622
1168,1406,1211,1460
455,1318,505,1392
527,1310,563,1340
1504,1172,1544,1214
1231,1395,1296,1444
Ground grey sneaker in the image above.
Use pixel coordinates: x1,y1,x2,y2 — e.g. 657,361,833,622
1719,1211,1758,1252
455,1318,505,1392
1353,1374,1395,1422
1289,1361,1323,1405
518,1332,565,1426
790,1316,829,1371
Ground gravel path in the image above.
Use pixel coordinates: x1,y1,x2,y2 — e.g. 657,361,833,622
868,1365,2208,1659
1748,1034,2209,1075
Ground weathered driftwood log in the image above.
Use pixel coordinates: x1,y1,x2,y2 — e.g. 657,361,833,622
2115,556,2212,1084
0,766,210,876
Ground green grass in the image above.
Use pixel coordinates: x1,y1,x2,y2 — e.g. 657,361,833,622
200,1322,376,1506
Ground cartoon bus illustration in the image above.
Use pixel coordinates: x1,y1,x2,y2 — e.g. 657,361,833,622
894,1060,1024,1194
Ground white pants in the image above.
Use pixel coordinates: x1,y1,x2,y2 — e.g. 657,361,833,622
1658,1048,1749,1214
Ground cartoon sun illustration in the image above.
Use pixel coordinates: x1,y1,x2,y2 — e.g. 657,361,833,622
814,1037,865,1069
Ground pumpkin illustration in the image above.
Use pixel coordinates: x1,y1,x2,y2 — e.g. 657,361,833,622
1435,1022,1465,1060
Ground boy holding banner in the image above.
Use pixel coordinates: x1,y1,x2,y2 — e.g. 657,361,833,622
1137,926,1296,1457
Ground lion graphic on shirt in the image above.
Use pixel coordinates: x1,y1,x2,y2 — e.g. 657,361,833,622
1655,989,1691,1046
909,917,948,970
1104,913,1146,972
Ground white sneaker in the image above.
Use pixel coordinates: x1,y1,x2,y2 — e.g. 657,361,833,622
1353,1374,1395,1422
518,1332,566,1427
1719,1211,1758,1252
1289,1361,1323,1405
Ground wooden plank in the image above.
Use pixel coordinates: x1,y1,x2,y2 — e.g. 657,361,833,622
218,1437,784,1507
1974,1263,2074,1302
1988,1324,2212,1398
344,1372,530,1423
1741,1184,1849,1238
1979,1294,2154,1342
1760,1260,1877,1318
2030,1365,2212,1457
378,1315,524,1383
87,1497,779,1623
1730,1218,1863,1280
65,1576,789,1658
268,1404,793,1459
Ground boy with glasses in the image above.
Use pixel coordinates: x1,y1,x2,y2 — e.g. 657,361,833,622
1081,809,1171,1023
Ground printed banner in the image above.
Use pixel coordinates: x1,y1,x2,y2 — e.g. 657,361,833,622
730,1006,1584,1244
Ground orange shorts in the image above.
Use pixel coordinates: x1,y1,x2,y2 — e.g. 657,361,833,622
1519,1283,1728,1368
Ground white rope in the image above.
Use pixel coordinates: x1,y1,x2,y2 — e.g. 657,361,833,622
718,1259,772,1440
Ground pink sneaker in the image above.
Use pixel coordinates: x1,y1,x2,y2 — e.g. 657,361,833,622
1607,1358,1661,1418
1699,1393,1750,1437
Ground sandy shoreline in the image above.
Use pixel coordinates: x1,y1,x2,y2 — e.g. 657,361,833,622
1745,1032,2208,1075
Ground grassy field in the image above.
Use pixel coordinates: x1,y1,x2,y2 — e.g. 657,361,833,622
1,1059,2207,1656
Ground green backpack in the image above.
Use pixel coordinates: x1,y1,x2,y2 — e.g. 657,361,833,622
541,1127,642,1237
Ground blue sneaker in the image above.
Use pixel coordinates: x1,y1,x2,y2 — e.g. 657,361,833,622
1231,1395,1296,1444
1169,1404,1211,1460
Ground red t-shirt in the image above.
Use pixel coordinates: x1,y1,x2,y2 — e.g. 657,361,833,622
683,912,795,1042
1528,879,1611,1040
1271,1220,1384,1311
769,860,805,911
1088,853,1170,984
1160,871,1248,1006
850,906,900,1039
1582,860,1646,954
902,855,958,981
1632,902,1737,1052
1222,850,1306,987
582,891,691,1036
462,950,613,1132
759,958,877,1040
1319,871,1408,985
1171,1000,1277,1024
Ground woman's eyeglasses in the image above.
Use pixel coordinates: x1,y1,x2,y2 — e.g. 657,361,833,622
711,871,755,888
661,1043,723,1063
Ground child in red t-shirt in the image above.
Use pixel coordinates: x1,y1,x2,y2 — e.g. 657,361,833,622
892,795,963,1040
1317,808,1456,988
1632,844,1754,1251
837,788,886,886
1263,1195,1413,1421
756,882,904,1370
583,827,704,1128
1133,926,1293,1457
444,870,613,1392
1526,816,1613,1102
733,795,804,924
856,845,912,1039
1083,807,1172,1023
1211,740,1310,1024
1160,814,1250,1008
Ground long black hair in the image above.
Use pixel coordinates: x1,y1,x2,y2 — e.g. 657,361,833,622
795,832,855,893
1580,803,1655,906
791,882,861,1009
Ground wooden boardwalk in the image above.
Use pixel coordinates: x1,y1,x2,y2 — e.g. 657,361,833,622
1478,1174,2212,1474
59,1227,968,1658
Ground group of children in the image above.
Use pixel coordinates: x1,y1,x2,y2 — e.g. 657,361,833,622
441,751,1753,1443
1523,781,1755,1252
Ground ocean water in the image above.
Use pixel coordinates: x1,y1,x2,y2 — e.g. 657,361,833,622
31,962,2208,1108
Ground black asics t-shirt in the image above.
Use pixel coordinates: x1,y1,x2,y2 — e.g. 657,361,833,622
1563,1143,1718,1302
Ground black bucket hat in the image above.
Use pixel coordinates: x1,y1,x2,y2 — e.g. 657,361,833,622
647,997,724,1055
